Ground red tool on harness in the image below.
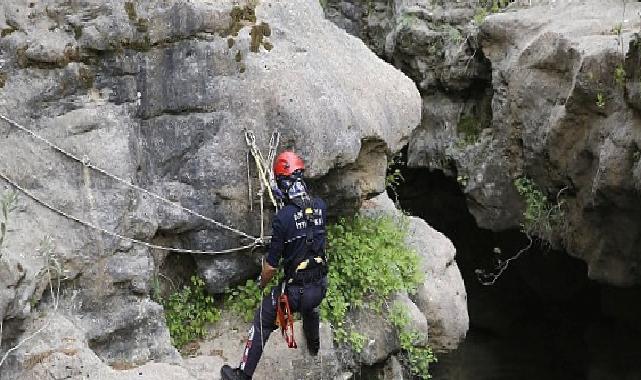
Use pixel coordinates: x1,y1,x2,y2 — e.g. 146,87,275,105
276,287,297,349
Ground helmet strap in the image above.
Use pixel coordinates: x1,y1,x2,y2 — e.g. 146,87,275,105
277,176,309,203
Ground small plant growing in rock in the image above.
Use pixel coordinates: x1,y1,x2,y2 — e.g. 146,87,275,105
476,179,567,286
441,24,462,44
457,174,469,188
164,275,220,349
514,177,565,240
614,64,626,86
611,23,623,36
347,331,366,353
473,8,488,25
0,191,17,258
457,115,482,145
386,152,405,205
596,92,606,108
390,304,436,379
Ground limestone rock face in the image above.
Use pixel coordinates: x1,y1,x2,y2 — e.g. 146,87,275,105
0,0,420,377
347,304,400,366
392,292,429,347
1,313,192,380
325,0,641,286
428,1,641,286
381,355,408,380
197,318,343,380
406,214,469,352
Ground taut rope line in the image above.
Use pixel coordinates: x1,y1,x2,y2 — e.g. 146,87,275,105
0,113,265,254
0,114,256,240
0,169,260,254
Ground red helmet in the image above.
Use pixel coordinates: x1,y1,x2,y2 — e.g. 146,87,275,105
273,151,305,177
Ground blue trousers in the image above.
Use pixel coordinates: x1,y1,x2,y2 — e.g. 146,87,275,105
239,277,327,376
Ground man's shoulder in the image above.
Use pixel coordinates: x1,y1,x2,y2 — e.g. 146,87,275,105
275,203,300,220
275,198,326,219
312,197,327,210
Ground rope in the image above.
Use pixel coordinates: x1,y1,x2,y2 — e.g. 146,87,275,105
244,129,281,243
245,130,279,208
0,169,261,254
0,114,256,240
247,151,253,212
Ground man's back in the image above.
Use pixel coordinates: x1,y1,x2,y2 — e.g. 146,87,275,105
266,198,327,278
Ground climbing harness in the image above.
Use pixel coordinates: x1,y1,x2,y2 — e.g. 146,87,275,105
276,282,297,349
0,114,265,254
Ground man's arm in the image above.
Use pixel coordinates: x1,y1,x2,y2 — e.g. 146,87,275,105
261,213,284,288
259,259,277,289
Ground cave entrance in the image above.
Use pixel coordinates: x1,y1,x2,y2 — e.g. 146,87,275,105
390,164,641,380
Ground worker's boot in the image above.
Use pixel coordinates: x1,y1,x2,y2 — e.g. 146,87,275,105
303,312,320,356
304,328,320,356
307,338,320,356
220,365,251,380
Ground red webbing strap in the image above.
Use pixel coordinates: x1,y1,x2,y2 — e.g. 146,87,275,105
276,292,297,348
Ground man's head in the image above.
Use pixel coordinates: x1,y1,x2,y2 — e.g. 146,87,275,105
274,151,307,200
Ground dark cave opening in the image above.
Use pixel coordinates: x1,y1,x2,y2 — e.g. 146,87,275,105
390,166,641,380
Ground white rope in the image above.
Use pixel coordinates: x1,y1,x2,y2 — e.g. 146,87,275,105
244,129,281,243
247,151,253,212
245,130,278,208
267,131,280,184
0,169,261,255
0,114,256,240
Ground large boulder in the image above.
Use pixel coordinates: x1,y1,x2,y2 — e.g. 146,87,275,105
0,0,420,376
1,312,193,380
347,304,400,366
406,214,469,352
342,292,429,366
197,317,344,380
359,193,469,352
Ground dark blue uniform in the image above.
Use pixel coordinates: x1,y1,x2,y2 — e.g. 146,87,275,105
239,198,328,377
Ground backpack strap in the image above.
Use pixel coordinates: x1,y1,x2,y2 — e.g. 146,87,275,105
286,197,326,282
290,196,315,246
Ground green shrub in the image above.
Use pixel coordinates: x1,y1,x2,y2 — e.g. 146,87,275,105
321,215,424,348
227,279,265,322
164,275,221,348
390,304,436,379
596,92,606,108
473,8,488,25
611,23,623,36
457,115,482,145
348,331,367,353
225,269,283,322
514,177,564,239
615,64,626,86
475,0,512,25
